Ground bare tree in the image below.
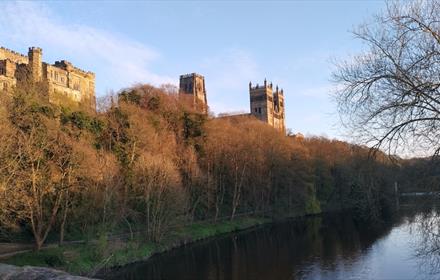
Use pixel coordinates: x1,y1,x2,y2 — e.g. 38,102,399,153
333,1,440,156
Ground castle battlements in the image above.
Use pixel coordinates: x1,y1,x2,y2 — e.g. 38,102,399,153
29,46,42,52
0,46,28,59
54,60,95,77
0,46,95,112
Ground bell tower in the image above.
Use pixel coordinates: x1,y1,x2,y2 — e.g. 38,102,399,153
250,79,274,125
249,79,285,133
179,73,208,113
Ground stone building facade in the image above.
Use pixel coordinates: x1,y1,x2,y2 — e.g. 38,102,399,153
179,73,208,113
0,46,95,111
249,79,285,133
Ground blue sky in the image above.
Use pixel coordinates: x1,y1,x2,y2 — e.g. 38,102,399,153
0,1,385,139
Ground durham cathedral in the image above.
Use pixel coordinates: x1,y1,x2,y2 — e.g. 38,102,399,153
179,73,286,133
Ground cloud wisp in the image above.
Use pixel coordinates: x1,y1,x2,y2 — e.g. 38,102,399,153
0,2,174,94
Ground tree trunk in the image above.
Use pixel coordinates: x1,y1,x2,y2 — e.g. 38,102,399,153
59,195,69,246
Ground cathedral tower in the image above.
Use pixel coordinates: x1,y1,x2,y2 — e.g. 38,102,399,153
179,73,208,113
249,79,285,133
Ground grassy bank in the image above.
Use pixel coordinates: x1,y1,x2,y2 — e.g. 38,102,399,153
2,216,270,277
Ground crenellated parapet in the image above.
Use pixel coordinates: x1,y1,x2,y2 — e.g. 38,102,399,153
0,46,28,58
54,60,95,78
0,46,29,64
249,79,275,91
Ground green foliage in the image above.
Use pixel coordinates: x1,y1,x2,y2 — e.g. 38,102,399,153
5,248,65,268
304,196,321,215
314,159,334,204
118,90,141,105
61,110,105,135
5,217,267,275
147,95,161,110
182,112,206,140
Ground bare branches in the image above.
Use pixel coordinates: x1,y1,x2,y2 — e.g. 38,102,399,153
334,1,440,156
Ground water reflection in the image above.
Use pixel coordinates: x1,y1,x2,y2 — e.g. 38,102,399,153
105,201,440,280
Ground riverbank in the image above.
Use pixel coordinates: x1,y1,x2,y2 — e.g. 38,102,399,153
1,216,271,278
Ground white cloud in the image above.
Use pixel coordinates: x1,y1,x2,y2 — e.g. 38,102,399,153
0,2,174,94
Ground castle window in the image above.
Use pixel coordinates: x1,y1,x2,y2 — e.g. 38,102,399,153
254,108,257,113
3,82,7,91
258,107,261,114
55,72,58,81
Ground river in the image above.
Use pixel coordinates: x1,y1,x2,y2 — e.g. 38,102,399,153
105,199,440,280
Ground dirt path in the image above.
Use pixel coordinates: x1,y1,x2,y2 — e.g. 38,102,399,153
0,243,35,259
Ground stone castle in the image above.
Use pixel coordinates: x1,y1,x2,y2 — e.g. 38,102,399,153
0,46,95,111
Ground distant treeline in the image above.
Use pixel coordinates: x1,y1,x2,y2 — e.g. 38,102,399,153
399,158,440,193
0,82,409,250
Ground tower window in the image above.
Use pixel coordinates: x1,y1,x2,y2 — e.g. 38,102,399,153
258,107,261,114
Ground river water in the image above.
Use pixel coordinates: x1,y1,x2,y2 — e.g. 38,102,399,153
106,199,440,280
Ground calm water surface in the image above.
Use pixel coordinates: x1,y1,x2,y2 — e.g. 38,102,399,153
105,201,440,280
